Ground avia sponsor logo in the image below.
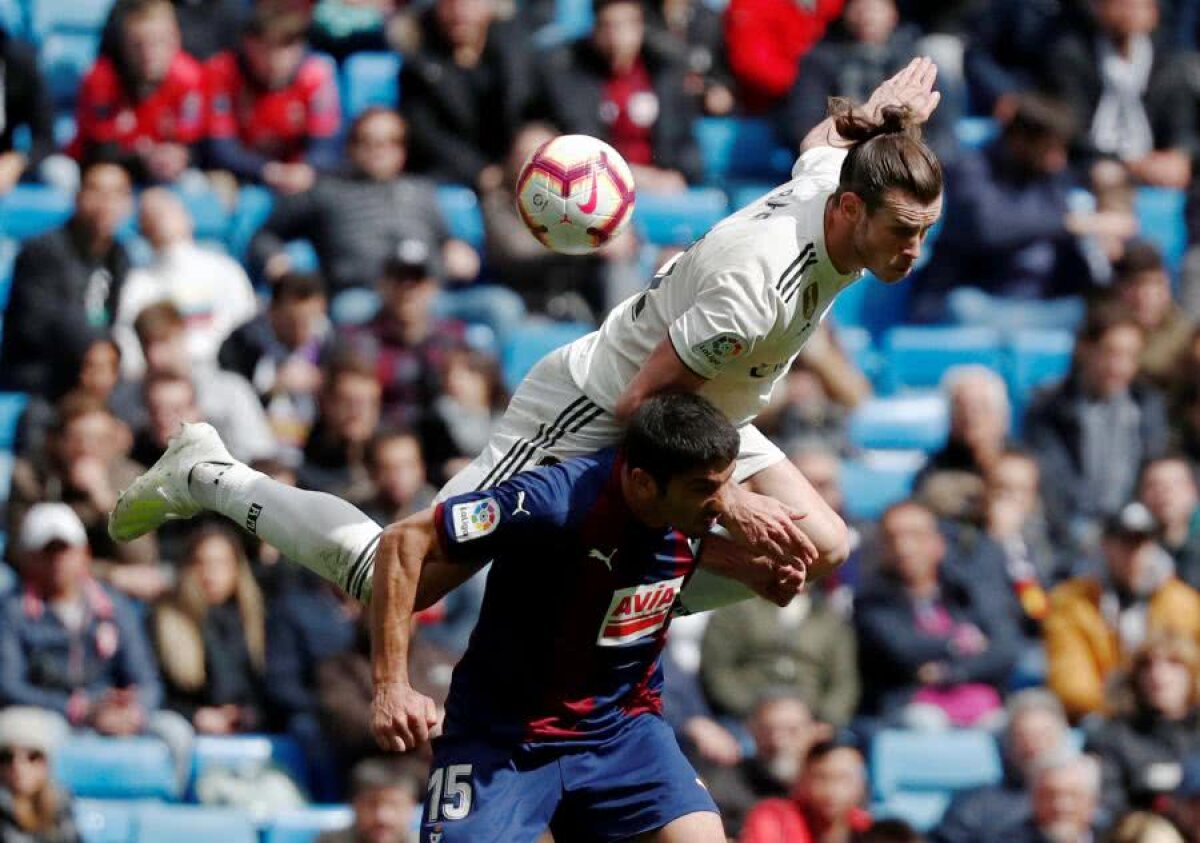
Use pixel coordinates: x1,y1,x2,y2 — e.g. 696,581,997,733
596,576,685,647
451,498,500,542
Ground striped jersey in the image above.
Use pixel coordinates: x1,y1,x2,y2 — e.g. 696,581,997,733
566,146,862,427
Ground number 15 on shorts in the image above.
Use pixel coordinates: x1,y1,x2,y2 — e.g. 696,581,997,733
427,764,474,822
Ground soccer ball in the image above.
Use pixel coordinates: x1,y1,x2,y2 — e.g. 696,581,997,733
516,134,637,255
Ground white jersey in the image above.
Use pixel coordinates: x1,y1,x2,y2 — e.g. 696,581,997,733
565,146,862,427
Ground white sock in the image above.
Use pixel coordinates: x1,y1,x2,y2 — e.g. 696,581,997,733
189,462,383,601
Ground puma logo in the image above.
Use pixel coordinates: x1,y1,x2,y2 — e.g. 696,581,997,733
578,171,599,214
513,491,530,517
589,547,618,570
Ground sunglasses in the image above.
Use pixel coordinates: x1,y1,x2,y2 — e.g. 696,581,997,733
0,748,46,765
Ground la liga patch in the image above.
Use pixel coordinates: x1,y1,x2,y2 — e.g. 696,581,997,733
451,498,501,542
692,333,746,368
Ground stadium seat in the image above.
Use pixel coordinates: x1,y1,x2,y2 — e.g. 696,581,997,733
191,735,308,794
340,52,402,118
135,804,256,843
848,393,948,452
0,236,22,312
0,451,14,505
836,325,879,383
30,0,114,41
436,184,485,251
634,187,727,246
0,392,28,450
228,185,274,261
828,273,911,339
881,326,1005,393
55,736,179,801
694,117,793,184
74,799,143,843
840,451,925,521
39,30,100,110
500,320,591,391
1135,186,1188,276
173,184,231,243
1008,329,1074,406
954,117,999,150
0,0,25,38
871,792,952,832
263,806,356,843
0,185,74,240
282,239,320,273
870,728,1003,803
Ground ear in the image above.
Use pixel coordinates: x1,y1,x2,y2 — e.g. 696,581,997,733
627,466,660,498
837,191,865,222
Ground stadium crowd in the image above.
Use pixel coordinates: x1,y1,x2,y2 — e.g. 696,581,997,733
6,0,1200,840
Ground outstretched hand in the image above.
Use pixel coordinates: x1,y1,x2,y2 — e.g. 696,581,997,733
864,56,942,126
718,484,818,571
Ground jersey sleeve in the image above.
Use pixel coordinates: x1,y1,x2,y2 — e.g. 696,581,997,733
667,265,780,379
433,463,574,566
790,145,848,182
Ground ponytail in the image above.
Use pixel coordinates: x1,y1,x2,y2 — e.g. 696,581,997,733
829,99,942,213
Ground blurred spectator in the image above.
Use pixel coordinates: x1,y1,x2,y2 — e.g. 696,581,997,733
250,108,479,295
1004,753,1102,843
151,523,267,735
1086,632,1200,819
700,592,858,726
543,0,702,191
113,188,257,378
1045,502,1200,721
119,302,276,462
309,0,392,62
0,707,76,843
315,757,424,843
853,500,1018,730
858,820,924,843
915,366,1011,522
1043,0,1194,188
218,273,332,460
71,0,205,184
0,157,133,399
702,692,831,838
1025,305,1168,554
399,0,537,189
740,738,871,843
909,93,1125,324
425,349,506,480
100,0,243,61
0,29,55,193
338,242,467,432
129,371,203,468
788,444,862,603
356,429,437,526
0,505,191,770
1139,455,1200,590
1165,755,1200,842
644,0,734,116
1109,241,1193,389
297,355,381,500
1106,811,1185,843
933,689,1072,843
722,0,843,114
205,7,342,194
782,0,955,156
7,392,163,600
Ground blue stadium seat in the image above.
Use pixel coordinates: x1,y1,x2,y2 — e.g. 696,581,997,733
1135,186,1187,276
264,807,356,843
881,326,1005,393
55,736,179,801
633,187,727,246
191,735,308,794
0,185,73,240
340,52,402,118
955,117,999,150
848,394,948,452
0,0,25,38
39,30,100,110
74,799,143,843
829,274,911,338
840,452,924,521
871,792,952,832
870,729,1003,803
436,184,485,251
0,451,15,505
0,392,28,450
54,113,77,148
694,117,793,184
836,325,878,383
30,0,114,41
1008,329,1074,407
173,184,231,243
228,185,274,262
500,320,591,391
135,805,256,843
0,236,22,312
283,239,319,273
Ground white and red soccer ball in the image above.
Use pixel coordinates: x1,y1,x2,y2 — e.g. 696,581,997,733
516,134,637,256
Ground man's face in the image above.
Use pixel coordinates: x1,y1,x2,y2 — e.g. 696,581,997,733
1138,652,1194,716
271,295,326,350
1033,765,1096,838
1118,270,1173,331
656,461,734,537
383,275,439,327
57,411,113,466
351,113,407,182
1096,0,1159,39
986,456,1040,519
1079,325,1143,399
122,8,180,84
353,785,416,843
593,2,644,66
371,437,427,508
950,377,1007,451
750,699,815,783
1006,709,1064,776
1103,534,1159,593
881,506,944,585
327,374,381,445
76,164,133,240
851,189,942,283
798,749,866,827
79,342,120,398
242,33,306,90
1009,132,1070,177
436,0,494,48
37,542,91,599
146,381,200,446
1141,461,1199,529
843,0,898,45
142,331,190,378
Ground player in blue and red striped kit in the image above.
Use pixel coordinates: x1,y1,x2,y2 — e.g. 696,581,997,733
369,393,752,841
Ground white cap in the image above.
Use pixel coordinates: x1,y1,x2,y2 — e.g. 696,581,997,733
18,503,88,552
0,706,68,755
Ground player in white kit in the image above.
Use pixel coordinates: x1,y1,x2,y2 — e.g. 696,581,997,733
108,58,944,613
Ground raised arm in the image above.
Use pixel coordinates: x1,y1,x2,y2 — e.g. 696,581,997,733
800,56,942,153
613,336,706,422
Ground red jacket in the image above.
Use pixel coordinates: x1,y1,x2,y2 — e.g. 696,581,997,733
722,0,844,113
740,798,871,843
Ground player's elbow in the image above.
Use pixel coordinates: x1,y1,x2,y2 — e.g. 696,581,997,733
812,512,851,574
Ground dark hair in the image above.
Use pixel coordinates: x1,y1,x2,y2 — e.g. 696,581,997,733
348,757,426,802
1003,93,1078,144
592,0,642,14
1137,452,1197,490
116,0,175,24
323,352,378,391
1113,240,1166,285
805,736,864,767
53,390,113,433
78,150,133,185
1075,301,1143,348
623,393,738,489
242,4,309,43
829,102,943,213
134,302,186,344
367,427,423,471
270,272,326,304
853,819,925,843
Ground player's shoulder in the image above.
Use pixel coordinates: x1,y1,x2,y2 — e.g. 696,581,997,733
697,214,814,287
790,145,849,185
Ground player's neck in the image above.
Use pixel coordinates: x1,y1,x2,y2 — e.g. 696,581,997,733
823,197,862,276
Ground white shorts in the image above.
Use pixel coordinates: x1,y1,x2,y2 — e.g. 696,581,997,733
437,345,784,501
